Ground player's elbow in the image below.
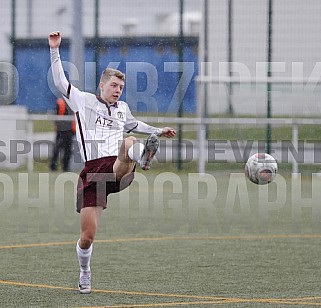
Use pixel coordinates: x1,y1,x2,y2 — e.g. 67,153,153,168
53,76,69,96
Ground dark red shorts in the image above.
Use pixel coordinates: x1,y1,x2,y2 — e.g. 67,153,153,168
76,156,135,213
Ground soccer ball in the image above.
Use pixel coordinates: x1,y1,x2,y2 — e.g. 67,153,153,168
245,153,277,185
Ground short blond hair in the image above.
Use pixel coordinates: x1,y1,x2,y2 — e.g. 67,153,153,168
100,68,125,83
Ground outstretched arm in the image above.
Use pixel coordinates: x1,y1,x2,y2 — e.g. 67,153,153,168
49,31,69,97
124,104,176,138
127,121,176,138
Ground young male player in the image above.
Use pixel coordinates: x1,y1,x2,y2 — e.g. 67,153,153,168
48,31,176,294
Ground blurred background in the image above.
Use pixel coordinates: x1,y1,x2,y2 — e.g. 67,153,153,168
1,0,321,173
1,0,201,113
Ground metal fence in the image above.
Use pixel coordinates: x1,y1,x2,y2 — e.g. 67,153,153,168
1,0,321,174
1,113,320,176
2,0,321,115
1,0,201,111
198,0,321,117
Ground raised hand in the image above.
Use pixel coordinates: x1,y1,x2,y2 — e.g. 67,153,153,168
48,31,62,48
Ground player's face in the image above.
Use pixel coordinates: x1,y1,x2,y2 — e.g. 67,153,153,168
100,76,124,104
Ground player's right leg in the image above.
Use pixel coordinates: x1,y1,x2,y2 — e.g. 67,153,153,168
77,206,103,294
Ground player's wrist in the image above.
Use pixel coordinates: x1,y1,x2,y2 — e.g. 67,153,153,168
50,48,60,60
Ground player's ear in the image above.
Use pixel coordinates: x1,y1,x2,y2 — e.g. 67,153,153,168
99,82,104,90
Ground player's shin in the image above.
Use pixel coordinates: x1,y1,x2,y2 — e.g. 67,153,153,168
76,240,93,272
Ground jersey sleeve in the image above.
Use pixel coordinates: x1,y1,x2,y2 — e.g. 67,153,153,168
63,84,86,112
124,104,162,135
50,47,85,112
50,48,69,96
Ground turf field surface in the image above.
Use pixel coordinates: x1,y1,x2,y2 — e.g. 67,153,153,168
0,170,321,307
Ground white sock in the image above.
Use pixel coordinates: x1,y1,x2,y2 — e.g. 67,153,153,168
76,240,93,272
128,143,144,163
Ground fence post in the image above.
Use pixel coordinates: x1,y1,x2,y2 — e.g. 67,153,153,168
197,78,206,174
26,118,34,173
266,0,273,154
292,123,299,178
176,0,185,171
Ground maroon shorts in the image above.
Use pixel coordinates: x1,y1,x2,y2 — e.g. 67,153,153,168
76,156,135,213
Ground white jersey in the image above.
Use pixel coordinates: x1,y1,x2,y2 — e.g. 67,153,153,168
50,48,162,162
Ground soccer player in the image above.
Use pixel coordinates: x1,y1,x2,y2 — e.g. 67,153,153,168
48,31,176,294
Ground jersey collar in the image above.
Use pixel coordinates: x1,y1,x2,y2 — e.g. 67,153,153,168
96,95,118,108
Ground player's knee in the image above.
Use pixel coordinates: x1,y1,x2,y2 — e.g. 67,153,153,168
125,136,137,148
80,234,95,249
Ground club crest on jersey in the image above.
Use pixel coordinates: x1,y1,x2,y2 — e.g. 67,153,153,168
117,112,123,119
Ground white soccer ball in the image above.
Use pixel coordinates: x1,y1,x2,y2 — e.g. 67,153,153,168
245,153,278,185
